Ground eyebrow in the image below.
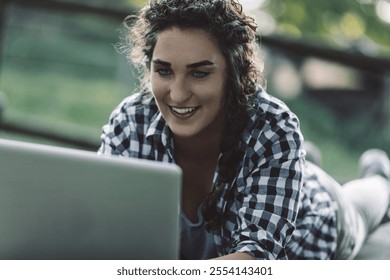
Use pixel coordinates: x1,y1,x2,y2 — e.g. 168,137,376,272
152,59,215,68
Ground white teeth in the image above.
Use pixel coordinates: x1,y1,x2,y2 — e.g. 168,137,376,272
171,107,197,115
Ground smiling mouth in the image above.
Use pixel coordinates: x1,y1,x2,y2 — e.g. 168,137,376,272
170,106,199,116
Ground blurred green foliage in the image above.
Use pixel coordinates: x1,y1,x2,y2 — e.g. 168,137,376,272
267,0,390,49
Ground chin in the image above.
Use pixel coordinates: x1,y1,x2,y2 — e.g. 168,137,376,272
168,121,200,137
171,128,197,139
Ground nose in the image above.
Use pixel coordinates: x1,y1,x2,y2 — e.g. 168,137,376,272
169,76,192,104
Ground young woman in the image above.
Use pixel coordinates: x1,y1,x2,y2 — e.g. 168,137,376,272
98,0,390,260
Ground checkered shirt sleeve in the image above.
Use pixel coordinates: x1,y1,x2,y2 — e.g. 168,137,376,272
286,162,338,259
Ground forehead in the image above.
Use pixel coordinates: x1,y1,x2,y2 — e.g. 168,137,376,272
152,27,224,63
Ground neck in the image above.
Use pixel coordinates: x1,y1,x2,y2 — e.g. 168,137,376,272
174,130,222,161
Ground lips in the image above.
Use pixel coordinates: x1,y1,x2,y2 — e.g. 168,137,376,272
170,106,199,117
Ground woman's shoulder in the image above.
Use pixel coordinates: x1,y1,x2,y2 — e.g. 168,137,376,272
116,90,155,110
241,87,304,160
248,87,301,130
109,90,158,121
253,87,297,117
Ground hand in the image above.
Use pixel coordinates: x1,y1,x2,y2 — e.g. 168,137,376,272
212,252,255,260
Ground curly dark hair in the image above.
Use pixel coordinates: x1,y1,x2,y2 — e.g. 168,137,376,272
121,0,265,231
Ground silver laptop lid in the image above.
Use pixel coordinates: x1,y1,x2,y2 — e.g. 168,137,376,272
0,138,182,260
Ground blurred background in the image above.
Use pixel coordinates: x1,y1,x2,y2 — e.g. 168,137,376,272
0,0,389,183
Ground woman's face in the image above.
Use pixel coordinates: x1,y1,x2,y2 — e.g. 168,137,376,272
150,27,227,140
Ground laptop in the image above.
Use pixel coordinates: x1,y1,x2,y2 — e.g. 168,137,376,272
0,138,182,260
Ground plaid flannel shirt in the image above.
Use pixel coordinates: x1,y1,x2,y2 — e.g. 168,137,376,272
98,87,338,259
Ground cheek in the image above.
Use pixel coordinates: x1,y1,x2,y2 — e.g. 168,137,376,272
197,79,226,104
150,77,165,100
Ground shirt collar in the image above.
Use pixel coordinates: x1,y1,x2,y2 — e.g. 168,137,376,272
145,110,175,159
146,111,169,143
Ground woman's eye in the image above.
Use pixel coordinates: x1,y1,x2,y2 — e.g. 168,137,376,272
191,71,209,78
156,69,172,76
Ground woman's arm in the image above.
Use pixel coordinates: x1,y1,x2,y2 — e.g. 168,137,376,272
224,99,305,259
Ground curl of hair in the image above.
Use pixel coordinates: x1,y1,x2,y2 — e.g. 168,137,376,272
121,0,266,231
